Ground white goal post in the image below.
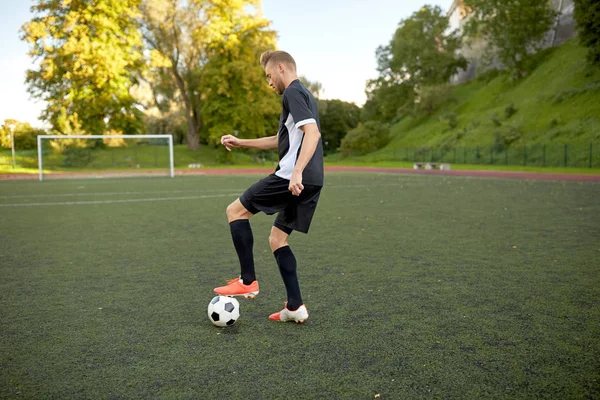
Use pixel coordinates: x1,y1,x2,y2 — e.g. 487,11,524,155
37,134,175,181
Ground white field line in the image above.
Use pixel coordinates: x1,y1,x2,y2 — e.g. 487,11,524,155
0,181,424,200
0,193,240,207
0,182,429,207
0,188,245,199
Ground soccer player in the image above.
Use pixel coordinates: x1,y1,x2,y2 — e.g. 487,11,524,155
213,50,324,324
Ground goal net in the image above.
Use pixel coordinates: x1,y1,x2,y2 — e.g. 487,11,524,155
37,135,175,181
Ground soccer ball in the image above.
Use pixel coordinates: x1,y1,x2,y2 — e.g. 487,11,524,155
207,296,240,327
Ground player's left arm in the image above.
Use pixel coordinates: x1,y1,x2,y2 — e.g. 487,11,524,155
289,123,321,196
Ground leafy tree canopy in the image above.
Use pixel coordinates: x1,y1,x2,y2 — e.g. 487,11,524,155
21,0,146,136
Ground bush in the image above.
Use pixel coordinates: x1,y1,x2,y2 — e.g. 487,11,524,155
504,103,518,118
490,113,502,127
443,112,458,129
574,0,600,66
62,146,93,167
1,121,45,150
493,125,521,151
339,122,390,157
416,84,454,114
318,99,361,154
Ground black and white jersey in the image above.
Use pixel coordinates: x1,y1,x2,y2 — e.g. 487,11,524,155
275,79,324,186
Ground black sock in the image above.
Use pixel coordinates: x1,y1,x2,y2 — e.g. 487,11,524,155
273,246,302,311
229,219,255,285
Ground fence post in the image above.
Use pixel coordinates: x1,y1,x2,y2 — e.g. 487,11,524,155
564,144,568,167
590,143,593,168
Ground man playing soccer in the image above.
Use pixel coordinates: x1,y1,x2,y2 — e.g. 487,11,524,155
213,50,324,324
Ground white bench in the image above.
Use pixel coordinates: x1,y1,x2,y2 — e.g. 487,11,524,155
413,162,451,170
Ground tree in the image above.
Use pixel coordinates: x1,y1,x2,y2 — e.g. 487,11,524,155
364,5,466,122
318,99,360,153
199,3,280,149
140,0,276,150
574,0,600,66
299,76,323,99
362,79,413,123
339,121,390,157
1,120,46,150
463,0,557,77
21,0,146,136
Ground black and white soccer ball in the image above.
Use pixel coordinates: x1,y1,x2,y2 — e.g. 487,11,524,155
207,296,240,327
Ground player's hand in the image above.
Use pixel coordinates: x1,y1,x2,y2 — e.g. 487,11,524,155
289,170,304,196
221,135,241,151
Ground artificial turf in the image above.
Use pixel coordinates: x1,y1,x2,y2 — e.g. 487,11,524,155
1,172,598,399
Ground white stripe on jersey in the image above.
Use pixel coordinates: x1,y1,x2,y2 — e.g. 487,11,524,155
294,118,316,130
275,114,309,180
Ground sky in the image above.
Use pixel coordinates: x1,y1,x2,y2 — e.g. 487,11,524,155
0,0,454,127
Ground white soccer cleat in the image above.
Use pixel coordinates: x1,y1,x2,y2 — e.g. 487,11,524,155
268,303,308,324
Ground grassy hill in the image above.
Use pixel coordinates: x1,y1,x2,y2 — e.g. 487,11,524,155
342,40,600,167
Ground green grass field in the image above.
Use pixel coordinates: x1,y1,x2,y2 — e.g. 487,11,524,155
1,172,599,399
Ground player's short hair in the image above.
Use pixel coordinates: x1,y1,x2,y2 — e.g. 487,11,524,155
260,50,296,71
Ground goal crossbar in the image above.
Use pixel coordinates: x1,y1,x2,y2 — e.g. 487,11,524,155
37,134,175,181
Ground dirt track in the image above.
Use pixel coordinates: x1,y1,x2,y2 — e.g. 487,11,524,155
1,166,599,182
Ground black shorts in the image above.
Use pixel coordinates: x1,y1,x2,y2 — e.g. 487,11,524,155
239,174,322,234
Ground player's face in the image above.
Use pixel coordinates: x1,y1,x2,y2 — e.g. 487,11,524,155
265,62,284,95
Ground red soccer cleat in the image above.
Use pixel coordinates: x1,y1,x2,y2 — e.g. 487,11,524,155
214,277,259,299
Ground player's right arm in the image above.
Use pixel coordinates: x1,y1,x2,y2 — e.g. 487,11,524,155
220,135,278,151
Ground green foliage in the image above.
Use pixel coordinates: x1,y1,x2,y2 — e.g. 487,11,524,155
442,112,458,130
490,113,502,127
416,84,455,115
140,0,276,150
504,102,518,119
574,0,600,65
385,6,467,87
62,146,93,168
361,81,413,123
552,81,600,103
21,0,146,135
463,0,557,78
340,121,390,156
200,12,280,147
0,119,46,150
299,76,323,99
493,124,522,151
358,40,600,156
318,99,361,154
364,5,466,123
144,105,188,145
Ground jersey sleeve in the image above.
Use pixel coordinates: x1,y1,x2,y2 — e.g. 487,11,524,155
284,88,317,130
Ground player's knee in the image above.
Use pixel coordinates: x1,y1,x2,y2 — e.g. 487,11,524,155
226,200,252,222
269,233,288,252
225,202,236,218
